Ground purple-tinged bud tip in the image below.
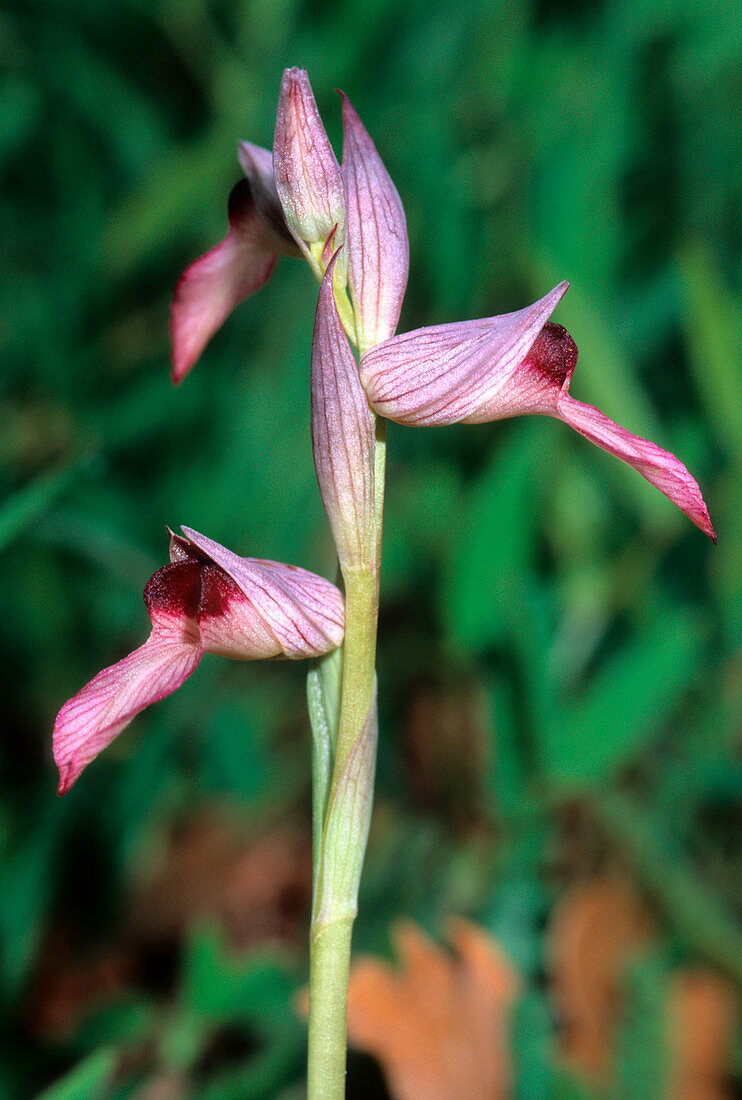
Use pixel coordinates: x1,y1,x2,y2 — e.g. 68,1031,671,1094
273,68,346,266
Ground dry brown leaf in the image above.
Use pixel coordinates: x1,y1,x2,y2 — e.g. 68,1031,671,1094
666,969,739,1100
548,875,656,1084
346,917,519,1100
129,810,311,948
28,931,132,1039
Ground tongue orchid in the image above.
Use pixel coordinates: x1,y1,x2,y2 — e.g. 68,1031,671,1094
53,527,344,795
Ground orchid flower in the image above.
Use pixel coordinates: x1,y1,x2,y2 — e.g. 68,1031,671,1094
313,270,715,540
53,528,344,795
170,148,300,384
170,68,408,381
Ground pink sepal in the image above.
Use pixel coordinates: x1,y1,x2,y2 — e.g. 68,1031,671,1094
311,256,376,570
180,528,346,657
359,283,569,425
273,68,346,259
236,142,300,253
340,93,409,350
54,614,203,796
170,180,278,384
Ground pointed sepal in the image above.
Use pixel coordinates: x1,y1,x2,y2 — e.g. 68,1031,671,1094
311,256,376,572
340,93,409,351
359,283,569,425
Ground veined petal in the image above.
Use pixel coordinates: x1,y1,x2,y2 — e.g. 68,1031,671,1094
557,396,716,539
340,93,409,351
513,322,715,538
170,180,278,384
311,255,376,571
54,565,203,795
273,68,346,269
196,564,284,657
359,282,568,425
180,527,346,656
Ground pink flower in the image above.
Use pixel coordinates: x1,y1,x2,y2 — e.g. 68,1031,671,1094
170,146,300,384
53,528,345,795
170,69,408,380
312,271,715,540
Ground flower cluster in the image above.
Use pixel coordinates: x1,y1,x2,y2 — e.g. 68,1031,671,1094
54,67,714,795
171,68,713,542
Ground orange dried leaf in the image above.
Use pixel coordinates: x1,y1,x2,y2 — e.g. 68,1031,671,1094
346,918,519,1100
548,875,656,1084
666,969,739,1100
129,811,311,948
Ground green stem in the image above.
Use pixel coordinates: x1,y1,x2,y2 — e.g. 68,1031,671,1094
306,424,385,1099
307,918,354,1099
332,569,378,777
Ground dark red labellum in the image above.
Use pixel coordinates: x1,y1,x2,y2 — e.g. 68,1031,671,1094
524,322,578,385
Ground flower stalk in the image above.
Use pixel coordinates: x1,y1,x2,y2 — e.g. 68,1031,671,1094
306,314,385,1098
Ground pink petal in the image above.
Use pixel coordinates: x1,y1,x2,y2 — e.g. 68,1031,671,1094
54,564,204,794
197,563,294,657
311,256,376,571
359,283,569,425
170,180,278,384
180,527,346,657
512,323,715,538
557,395,716,539
273,68,346,258
340,93,409,350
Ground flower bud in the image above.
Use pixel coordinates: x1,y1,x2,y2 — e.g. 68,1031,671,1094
273,68,346,277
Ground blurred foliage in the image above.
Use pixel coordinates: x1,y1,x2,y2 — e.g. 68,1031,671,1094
1,0,741,1095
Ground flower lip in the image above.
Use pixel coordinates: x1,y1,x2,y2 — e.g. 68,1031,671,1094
523,322,578,388
53,526,347,794
169,180,278,385
143,560,201,620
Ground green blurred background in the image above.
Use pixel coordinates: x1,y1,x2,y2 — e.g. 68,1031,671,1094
2,0,741,1095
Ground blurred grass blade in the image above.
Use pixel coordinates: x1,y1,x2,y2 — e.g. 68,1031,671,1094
678,243,742,459
35,1049,116,1100
0,458,86,555
541,606,708,787
596,792,742,987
